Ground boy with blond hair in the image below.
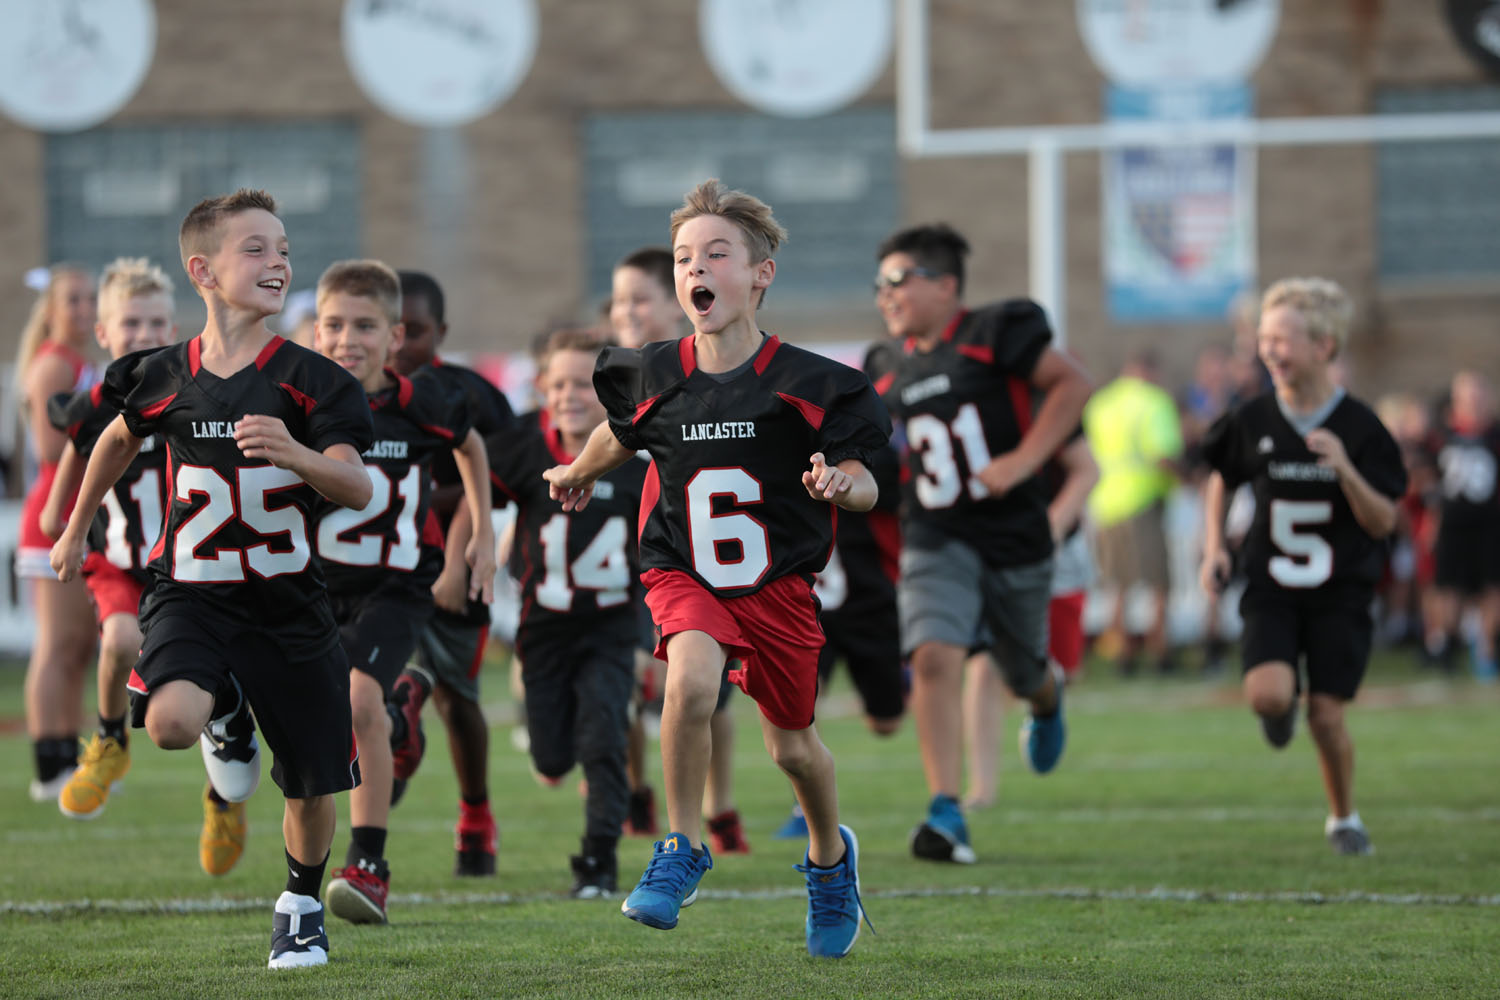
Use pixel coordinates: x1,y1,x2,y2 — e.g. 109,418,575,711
42,258,176,823
310,259,494,924
51,189,375,968
1200,277,1406,856
544,179,889,957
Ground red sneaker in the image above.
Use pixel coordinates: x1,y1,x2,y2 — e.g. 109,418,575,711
388,669,432,781
326,858,390,924
707,808,751,855
455,804,497,877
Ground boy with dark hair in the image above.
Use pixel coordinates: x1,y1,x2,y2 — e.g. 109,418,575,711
50,189,375,969
545,178,889,957
873,222,1093,865
384,268,515,876
491,327,647,897
311,259,494,923
1200,277,1407,855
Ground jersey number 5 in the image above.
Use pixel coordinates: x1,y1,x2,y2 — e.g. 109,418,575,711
171,465,310,582
1268,499,1333,588
907,404,992,509
686,468,771,589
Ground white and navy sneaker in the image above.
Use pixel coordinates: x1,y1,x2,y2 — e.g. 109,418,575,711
268,891,329,969
200,677,260,803
1325,815,1374,856
28,767,76,803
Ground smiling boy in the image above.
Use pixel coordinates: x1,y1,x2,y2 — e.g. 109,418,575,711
50,189,376,969
543,179,890,957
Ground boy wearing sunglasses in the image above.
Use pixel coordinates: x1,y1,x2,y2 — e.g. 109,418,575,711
871,224,1092,864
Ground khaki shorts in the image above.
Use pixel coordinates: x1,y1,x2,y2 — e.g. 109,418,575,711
1094,502,1170,592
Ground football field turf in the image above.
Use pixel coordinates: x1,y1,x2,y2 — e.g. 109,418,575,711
1,650,1496,999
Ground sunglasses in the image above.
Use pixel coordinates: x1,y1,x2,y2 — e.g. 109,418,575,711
872,266,943,292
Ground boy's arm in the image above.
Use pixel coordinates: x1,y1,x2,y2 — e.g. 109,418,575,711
1199,471,1231,595
40,442,84,541
452,428,496,603
50,416,143,581
976,348,1093,498
803,454,878,513
1048,435,1099,542
543,422,636,512
232,415,373,509
1305,428,1399,539
433,503,475,614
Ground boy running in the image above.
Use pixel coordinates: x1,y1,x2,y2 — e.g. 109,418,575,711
1200,277,1406,855
492,328,647,898
50,189,376,969
872,223,1092,864
311,260,494,923
42,258,176,823
544,179,889,957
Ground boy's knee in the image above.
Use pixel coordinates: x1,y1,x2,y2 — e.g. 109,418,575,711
1305,697,1345,737
350,696,390,737
768,733,819,777
144,711,200,750
1249,691,1295,719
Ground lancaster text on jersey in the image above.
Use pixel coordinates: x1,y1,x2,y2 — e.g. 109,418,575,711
681,421,757,441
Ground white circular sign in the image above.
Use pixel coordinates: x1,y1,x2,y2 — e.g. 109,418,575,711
342,0,538,128
1077,0,1280,86
0,0,155,132
700,0,893,118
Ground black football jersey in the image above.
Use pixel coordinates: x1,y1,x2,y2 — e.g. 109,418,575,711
491,410,647,631
877,300,1055,567
315,368,473,597
1433,424,1500,532
49,386,167,583
595,335,891,598
424,357,517,625
1201,391,1408,608
102,336,374,656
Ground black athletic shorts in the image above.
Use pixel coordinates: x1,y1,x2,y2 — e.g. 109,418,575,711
818,603,906,723
330,587,434,692
1433,518,1500,594
1240,599,1373,700
129,606,357,798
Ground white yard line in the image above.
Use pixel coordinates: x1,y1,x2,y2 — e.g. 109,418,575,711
5,884,1497,917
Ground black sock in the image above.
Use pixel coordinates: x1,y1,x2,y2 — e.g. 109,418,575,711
583,834,618,861
386,702,408,747
809,849,848,871
462,793,489,808
33,737,78,782
98,714,127,747
207,785,228,807
209,677,241,721
348,826,387,865
286,850,328,899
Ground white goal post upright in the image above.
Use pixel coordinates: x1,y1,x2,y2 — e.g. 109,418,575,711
896,0,1500,347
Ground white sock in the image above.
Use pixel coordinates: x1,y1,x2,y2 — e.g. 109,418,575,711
1324,811,1364,835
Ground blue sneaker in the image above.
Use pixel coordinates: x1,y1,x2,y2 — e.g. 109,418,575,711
797,824,873,958
773,805,809,840
1470,640,1498,684
1019,666,1066,774
620,832,712,930
910,794,975,864
268,891,328,969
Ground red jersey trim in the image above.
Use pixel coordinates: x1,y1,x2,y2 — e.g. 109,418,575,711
677,336,696,377
279,383,317,416
776,392,825,430
1007,375,1033,436
633,394,664,426
188,337,202,375
394,370,413,409
254,336,285,370
542,422,575,465
873,372,895,396
138,393,177,421
753,335,782,374
89,383,104,407
639,461,661,543
957,344,994,365
904,309,968,354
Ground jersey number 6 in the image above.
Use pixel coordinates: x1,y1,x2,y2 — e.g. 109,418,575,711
686,467,771,590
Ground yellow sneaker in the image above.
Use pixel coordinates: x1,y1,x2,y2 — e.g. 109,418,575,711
58,735,130,820
200,783,247,877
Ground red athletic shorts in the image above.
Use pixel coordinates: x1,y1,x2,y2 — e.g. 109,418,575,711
17,462,75,579
81,552,144,625
1048,590,1086,677
642,568,824,731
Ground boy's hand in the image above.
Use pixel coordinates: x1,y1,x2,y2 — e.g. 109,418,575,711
49,532,87,583
234,414,301,467
975,451,1029,499
432,563,469,614
1199,549,1232,596
465,535,496,604
803,453,852,502
1305,429,1352,477
544,464,595,511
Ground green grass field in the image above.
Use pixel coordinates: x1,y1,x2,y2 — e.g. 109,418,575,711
1,649,1496,999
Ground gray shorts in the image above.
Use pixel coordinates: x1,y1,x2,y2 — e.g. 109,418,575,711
412,609,489,703
898,537,1053,697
